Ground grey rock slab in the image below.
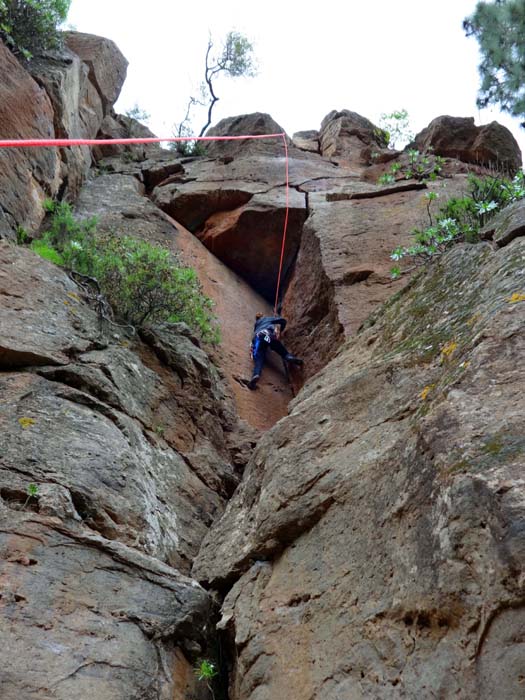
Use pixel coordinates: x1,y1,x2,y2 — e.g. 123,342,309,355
0,510,212,700
0,242,99,368
194,239,525,699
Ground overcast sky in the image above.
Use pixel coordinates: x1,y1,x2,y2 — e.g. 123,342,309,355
67,0,525,158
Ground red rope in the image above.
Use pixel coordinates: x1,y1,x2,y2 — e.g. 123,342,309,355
0,132,291,311
274,133,289,313
0,134,285,147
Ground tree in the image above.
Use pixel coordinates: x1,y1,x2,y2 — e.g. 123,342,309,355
464,0,525,125
0,0,71,59
173,30,256,152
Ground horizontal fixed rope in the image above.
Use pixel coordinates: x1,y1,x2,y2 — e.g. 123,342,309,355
0,133,286,148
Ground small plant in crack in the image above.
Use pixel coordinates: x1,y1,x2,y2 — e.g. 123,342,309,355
194,659,218,698
23,483,39,509
155,424,165,437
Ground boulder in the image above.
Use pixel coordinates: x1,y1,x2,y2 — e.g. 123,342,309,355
0,41,61,241
292,130,320,153
204,112,289,158
65,32,128,114
413,116,522,173
319,109,387,168
194,237,525,700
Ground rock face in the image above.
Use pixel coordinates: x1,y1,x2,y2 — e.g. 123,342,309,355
0,40,60,240
150,114,363,302
481,195,525,247
0,242,237,569
0,31,129,240
0,240,242,697
194,234,525,700
1,32,524,699
73,169,295,431
0,514,213,700
28,45,103,199
92,111,162,161
413,115,522,173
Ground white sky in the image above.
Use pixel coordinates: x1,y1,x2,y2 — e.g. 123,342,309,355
67,0,525,158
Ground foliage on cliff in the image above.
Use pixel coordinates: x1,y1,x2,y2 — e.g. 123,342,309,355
391,170,525,276
0,0,70,59
31,201,219,341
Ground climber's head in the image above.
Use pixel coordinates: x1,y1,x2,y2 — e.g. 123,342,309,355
255,312,264,320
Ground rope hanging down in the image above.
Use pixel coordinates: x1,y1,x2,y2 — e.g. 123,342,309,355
0,132,290,313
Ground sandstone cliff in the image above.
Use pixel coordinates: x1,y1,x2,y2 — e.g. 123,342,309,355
1,32,524,700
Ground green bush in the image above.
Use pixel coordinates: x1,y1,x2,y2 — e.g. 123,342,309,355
390,170,525,277
30,202,219,342
378,149,444,185
0,0,71,60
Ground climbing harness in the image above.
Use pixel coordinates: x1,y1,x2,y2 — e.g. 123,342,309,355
0,132,290,314
250,329,273,359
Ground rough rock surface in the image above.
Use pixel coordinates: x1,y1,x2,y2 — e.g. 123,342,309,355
194,235,525,700
413,115,522,173
0,511,213,700
74,170,294,430
0,238,246,696
0,40,60,240
282,177,471,385
204,112,288,158
64,32,128,113
28,46,103,199
92,111,162,161
0,30,128,240
319,109,387,168
0,242,237,570
2,34,525,697
481,196,525,247
292,129,320,153
151,115,363,300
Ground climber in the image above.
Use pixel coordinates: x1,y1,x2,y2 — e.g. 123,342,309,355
248,312,303,390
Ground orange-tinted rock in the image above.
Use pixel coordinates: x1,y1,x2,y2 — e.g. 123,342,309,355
0,41,60,240
197,187,307,300
74,172,294,431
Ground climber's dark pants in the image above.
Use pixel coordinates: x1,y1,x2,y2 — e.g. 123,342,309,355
252,337,289,378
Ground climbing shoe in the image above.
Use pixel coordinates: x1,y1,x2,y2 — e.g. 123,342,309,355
285,354,303,366
248,374,260,390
